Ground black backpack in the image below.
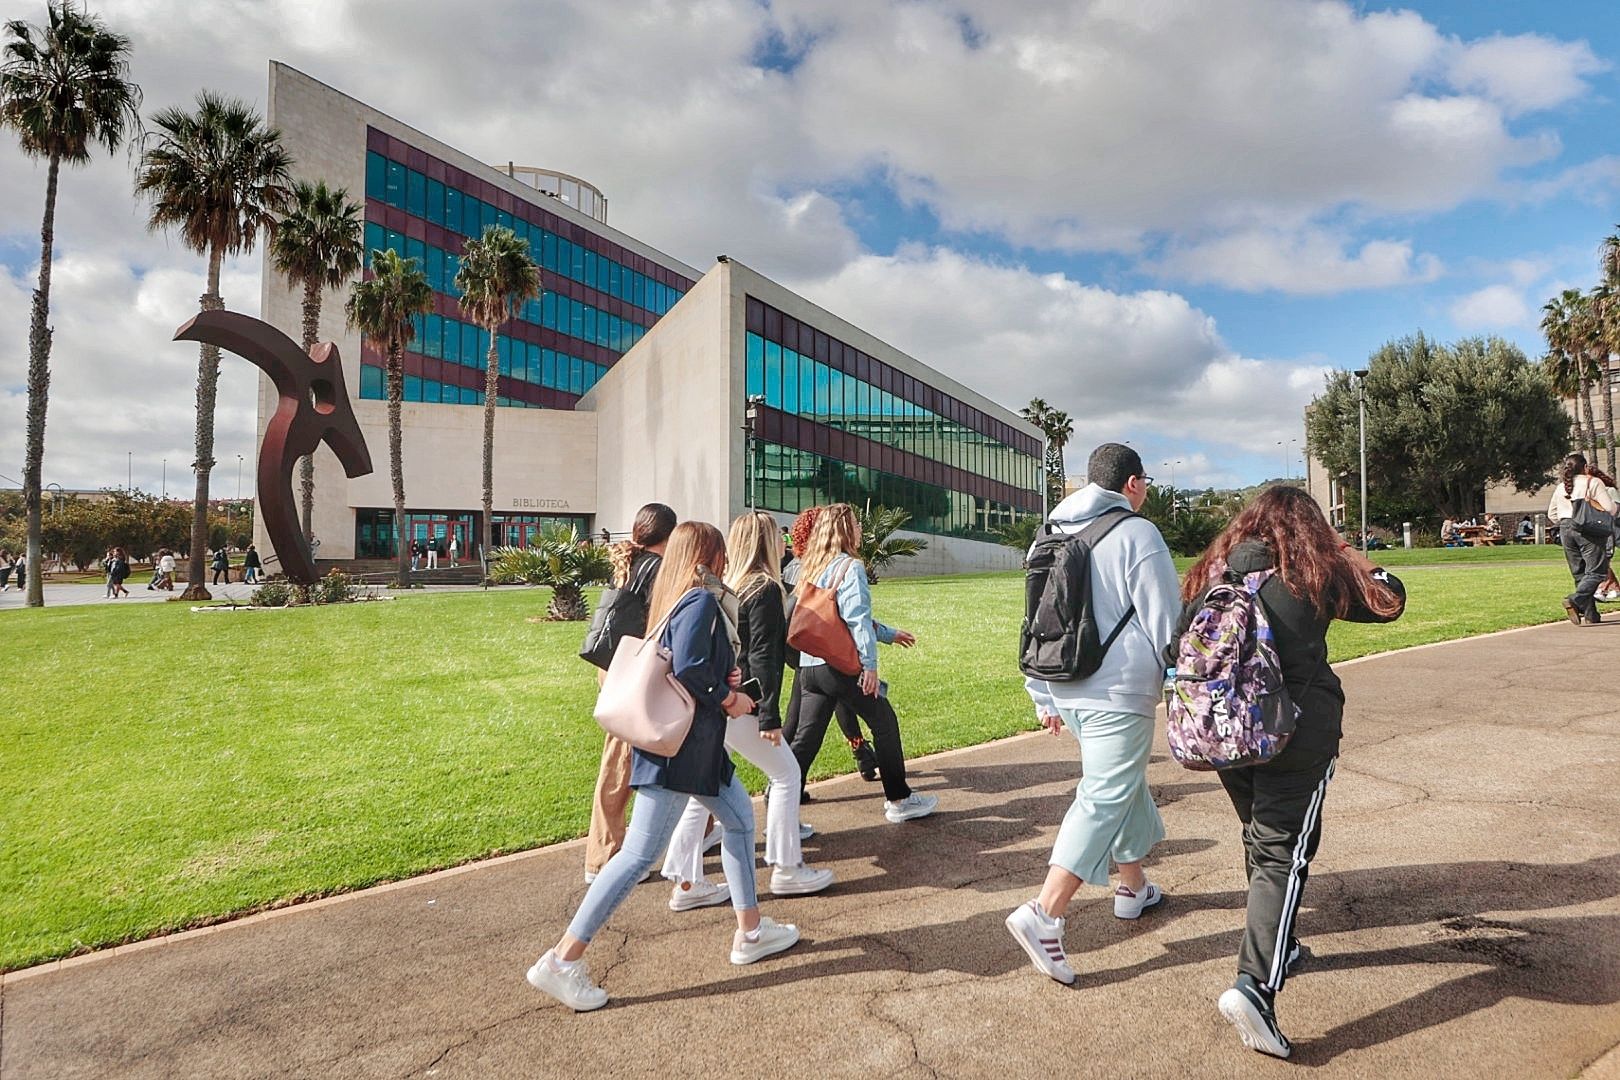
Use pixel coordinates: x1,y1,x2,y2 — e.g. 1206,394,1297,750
578,553,661,670
1019,508,1138,681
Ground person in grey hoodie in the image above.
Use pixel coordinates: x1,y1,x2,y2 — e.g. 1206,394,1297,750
1005,442,1182,986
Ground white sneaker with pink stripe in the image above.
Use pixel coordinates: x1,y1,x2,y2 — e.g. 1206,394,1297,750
1005,900,1075,985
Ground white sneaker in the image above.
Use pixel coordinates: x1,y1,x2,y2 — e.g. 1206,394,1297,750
585,867,652,886
799,822,815,841
1005,900,1075,984
1113,881,1164,920
730,916,800,965
526,951,609,1012
770,864,834,896
884,793,939,823
669,879,731,911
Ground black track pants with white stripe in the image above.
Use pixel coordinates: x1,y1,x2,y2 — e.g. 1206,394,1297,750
1218,744,1338,995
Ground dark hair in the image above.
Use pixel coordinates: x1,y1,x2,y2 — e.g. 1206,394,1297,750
1087,443,1144,493
1183,485,1402,620
1562,452,1588,496
632,503,677,547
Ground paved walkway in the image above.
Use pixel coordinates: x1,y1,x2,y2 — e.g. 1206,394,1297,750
4,623,1619,1078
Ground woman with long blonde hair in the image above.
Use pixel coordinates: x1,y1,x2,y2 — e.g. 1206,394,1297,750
527,522,801,1011
661,510,835,907
788,503,935,823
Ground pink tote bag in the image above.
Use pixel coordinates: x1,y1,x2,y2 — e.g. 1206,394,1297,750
593,605,697,756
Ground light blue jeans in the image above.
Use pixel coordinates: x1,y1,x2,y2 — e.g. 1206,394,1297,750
1050,708,1165,886
567,777,757,943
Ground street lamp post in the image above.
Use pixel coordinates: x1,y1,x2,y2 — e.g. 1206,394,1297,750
742,396,763,509
161,458,166,499
126,451,131,492
1161,459,1180,519
1354,368,1370,553
236,454,243,501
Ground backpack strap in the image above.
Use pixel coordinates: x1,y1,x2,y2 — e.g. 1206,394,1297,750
1076,507,1139,649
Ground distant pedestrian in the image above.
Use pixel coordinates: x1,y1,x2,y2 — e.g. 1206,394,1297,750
211,546,230,585
104,548,118,598
1548,453,1616,625
154,549,176,591
409,538,422,572
1180,485,1404,1059
426,536,440,570
14,550,27,592
108,547,130,598
243,544,262,584
0,551,13,592
449,531,460,566
1007,443,1180,988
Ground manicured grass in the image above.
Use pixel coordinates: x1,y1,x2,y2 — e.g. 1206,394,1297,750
0,560,1584,970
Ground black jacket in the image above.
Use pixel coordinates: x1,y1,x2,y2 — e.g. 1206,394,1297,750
1176,540,1406,754
736,577,788,730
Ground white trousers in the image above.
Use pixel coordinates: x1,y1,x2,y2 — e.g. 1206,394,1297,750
662,714,805,883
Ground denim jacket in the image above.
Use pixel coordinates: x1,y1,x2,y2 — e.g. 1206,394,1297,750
798,556,897,673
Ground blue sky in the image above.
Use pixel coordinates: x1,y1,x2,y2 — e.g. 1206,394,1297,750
1,0,1617,493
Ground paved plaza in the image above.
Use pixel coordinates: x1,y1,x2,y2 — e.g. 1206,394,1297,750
3,622,1618,1078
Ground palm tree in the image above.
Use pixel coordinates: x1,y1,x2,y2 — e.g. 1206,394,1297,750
855,503,927,582
270,179,363,543
346,248,431,585
1,2,141,608
487,523,611,620
1588,282,1619,477
454,225,540,561
1542,289,1600,461
1044,408,1074,506
136,91,291,599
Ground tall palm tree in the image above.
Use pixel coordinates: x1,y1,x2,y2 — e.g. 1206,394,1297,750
454,225,541,560
1020,398,1053,506
1588,282,1619,477
270,179,363,543
1,2,140,608
1044,408,1074,506
136,91,291,599
347,248,431,586
1542,289,1599,461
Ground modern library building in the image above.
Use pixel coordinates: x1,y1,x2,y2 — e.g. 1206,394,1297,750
259,63,1043,575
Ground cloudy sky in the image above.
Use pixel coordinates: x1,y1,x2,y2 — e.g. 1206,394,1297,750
2,0,1618,495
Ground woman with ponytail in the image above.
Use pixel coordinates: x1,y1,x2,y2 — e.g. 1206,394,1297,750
584,503,676,882
1548,452,1617,624
1177,485,1405,1059
528,522,801,1012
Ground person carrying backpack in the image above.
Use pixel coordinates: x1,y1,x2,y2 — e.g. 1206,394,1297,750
1006,443,1181,985
1176,485,1404,1059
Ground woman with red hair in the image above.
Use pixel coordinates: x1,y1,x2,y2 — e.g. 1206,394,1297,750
1179,485,1405,1059
781,505,880,790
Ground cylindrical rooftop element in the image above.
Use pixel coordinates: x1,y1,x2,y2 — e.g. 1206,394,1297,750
497,163,608,224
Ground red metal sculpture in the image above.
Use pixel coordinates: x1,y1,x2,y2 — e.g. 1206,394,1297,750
174,310,372,585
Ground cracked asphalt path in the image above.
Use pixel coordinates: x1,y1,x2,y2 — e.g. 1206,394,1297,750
4,622,1619,1078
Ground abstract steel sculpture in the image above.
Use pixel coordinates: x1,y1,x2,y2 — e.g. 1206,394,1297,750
174,309,372,585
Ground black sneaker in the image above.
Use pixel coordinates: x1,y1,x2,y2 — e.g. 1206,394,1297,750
1285,937,1310,976
1218,980,1291,1059
851,739,879,782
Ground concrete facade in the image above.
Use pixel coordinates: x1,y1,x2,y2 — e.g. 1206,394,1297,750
257,64,1039,575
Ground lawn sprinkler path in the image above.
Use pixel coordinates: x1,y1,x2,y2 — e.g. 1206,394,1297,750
4,621,1618,1079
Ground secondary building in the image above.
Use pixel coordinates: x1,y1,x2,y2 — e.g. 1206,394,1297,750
258,63,1043,575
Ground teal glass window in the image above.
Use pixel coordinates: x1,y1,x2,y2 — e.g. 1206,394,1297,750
461,386,479,405
764,341,782,408
360,364,383,399
426,179,444,225
406,169,425,217
366,152,386,201
445,188,463,234
404,375,422,402
746,333,764,397
424,314,442,359
441,382,460,404
385,160,405,205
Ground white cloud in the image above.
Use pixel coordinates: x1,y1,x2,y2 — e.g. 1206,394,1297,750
1154,228,1443,295
788,247,1324,471
1446,33,1607,116
1449,284,1534,330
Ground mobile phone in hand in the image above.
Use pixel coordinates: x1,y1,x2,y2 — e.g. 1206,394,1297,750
739,677,763,702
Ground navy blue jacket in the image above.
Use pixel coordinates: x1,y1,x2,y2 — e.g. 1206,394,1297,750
630,588,737,797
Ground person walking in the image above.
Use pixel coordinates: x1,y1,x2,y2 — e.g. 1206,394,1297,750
782,506,880,788
527,521,800,1012
211,546,230,585
409,538,422,572
662,510,835,909
426,534,440,570
0,551,15,592
1005,443,1181,986
787,503,935,823
242,544,262,585
108,547,131,598
584,503,677,882
1548,453,1617,626
103,548,118,598
13,550,26,594
1175,485,1405,1058
152,549,176,592
448,531,460,567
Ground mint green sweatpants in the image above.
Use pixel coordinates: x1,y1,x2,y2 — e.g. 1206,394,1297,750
1050,708,1165,886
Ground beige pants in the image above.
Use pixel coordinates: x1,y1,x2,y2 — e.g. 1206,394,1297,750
585,733,634,874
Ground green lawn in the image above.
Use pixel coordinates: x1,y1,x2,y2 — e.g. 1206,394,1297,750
0,559,1582,970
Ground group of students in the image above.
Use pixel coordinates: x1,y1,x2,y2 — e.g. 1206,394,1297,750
0,550,25,592
525,443,1409,1062
1548,452,1620,620
409,534,460,571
